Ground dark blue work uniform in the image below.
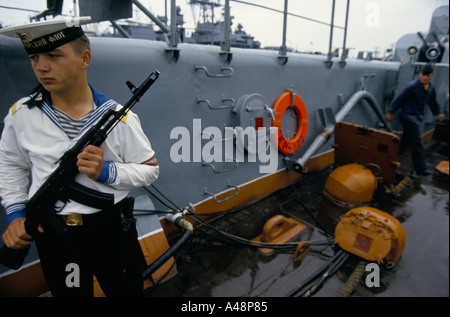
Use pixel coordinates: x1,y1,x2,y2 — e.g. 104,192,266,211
388,79,441,174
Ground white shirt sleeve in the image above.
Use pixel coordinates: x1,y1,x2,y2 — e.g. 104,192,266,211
0,102,32,221
99,109,159,191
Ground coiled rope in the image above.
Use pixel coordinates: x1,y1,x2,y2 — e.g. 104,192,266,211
336,260,367,297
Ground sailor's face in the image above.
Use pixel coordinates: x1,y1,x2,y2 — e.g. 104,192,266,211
28,43,87,92
419,72,434,86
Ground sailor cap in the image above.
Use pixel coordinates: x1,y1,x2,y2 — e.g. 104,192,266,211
0,16,91,54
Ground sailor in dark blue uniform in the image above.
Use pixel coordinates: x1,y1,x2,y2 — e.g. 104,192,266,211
385,63,445,176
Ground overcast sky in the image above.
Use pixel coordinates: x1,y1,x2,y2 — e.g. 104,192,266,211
1,0,448,57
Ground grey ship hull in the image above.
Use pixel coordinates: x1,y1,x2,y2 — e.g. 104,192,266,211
0,7,448,295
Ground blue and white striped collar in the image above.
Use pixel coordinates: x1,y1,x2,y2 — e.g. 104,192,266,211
30,84,118,135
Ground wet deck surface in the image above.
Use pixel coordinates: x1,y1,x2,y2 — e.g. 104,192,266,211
146,139,449,298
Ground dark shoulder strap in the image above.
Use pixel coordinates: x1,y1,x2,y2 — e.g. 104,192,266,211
59,181,115,210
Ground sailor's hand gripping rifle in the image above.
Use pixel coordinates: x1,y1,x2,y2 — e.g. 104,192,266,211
0,70,160,270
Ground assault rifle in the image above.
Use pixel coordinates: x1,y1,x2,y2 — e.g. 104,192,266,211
0,70,160,270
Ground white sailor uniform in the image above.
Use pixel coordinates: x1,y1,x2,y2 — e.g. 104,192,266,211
0,86,159,223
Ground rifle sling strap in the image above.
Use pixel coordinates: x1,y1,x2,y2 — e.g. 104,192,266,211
60,181,115,210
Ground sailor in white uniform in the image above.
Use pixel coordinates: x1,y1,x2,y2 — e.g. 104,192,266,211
0,17,159,296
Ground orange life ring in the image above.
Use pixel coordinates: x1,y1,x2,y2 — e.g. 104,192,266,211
271,91,308,156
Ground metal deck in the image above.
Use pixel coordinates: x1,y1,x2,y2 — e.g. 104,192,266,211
146,137,449,297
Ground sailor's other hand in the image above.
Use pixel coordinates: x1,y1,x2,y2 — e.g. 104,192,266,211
385,112,393,122
77,145,104,179
2,217,32,249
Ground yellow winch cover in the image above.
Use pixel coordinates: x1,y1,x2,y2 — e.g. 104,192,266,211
323,163,377,207
335,207,406,265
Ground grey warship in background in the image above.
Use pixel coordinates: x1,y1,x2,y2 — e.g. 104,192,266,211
0,0,448,297
101,0,260,48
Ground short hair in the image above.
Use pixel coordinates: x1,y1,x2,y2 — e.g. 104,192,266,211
421,63,434,75
70,35,91,54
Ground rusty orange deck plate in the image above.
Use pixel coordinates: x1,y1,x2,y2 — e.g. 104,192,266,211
333,122,400,185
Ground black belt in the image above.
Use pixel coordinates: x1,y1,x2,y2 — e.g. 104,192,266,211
57,181,130,227
61,198,131,227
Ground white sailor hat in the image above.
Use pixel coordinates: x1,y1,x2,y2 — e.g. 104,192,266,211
0,16,91,54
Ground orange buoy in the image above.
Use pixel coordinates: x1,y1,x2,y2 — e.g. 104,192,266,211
271,91,308,156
